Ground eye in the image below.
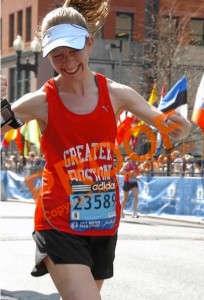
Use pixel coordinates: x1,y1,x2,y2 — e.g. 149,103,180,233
53,54,63,58
50,52,64,60
50,48,63,58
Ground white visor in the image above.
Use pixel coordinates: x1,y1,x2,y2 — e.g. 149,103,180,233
42,24,90,57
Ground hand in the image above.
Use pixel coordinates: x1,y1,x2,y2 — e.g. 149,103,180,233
1,75,7,98
166,112,191,140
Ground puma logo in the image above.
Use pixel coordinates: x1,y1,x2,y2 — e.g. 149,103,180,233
102,106,109,112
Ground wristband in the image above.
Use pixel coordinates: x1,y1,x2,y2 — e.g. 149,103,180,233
1,98,24,128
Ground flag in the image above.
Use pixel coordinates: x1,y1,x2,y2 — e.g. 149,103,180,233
1,128,24,153
155,81,167,155
127,82,158,152
116,116,134,145
117,111,132,126
148,82,158,106
14,128,24,154
155,132,163,156
138,83,158,129
158,76,188,118
21,120,41,154
160,81,166,100
191,74,204,132
1,129,17,148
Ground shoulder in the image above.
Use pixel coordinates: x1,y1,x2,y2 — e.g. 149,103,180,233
12,87,46,110
105,77,142,117
105,76,158,120
106,77,136,100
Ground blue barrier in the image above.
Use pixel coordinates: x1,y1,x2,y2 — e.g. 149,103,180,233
1,171,204,217
117,175,204,217
1,170,41,202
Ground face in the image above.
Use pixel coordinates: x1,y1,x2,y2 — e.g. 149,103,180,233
48,36,93,78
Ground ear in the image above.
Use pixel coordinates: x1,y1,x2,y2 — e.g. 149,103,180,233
86,35,94,53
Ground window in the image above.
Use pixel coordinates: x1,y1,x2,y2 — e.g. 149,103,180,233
160,16,178,41
9,13,15,47
17,10,23,36
25,7,32,42
115,13,133,40
190,19,204,46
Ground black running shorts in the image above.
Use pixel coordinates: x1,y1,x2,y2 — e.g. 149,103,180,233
122,181,138,192
31,229,118,280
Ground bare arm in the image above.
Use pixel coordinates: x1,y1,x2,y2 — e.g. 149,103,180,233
1,88,47,135
108,79,191,140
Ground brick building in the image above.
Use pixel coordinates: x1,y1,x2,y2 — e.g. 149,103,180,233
1,0,204,155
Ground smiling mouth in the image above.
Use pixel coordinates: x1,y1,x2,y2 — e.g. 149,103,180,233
64,65,80,75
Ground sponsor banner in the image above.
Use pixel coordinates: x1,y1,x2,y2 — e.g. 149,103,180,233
118,175,204,217
1,171,203,217
1,170,41,202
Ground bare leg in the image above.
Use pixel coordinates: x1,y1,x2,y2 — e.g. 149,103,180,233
59,280,104,300
131,187,138,217
95,280,104,291
44,256,102,300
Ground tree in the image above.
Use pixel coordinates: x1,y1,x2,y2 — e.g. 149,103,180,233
142,0,204,157
142,0,203,94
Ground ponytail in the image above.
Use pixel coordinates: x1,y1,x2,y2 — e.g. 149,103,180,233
41,0,110,38
63,0,110,35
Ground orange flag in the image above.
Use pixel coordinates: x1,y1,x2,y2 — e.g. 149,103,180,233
15,128,24,154
1,129,17,148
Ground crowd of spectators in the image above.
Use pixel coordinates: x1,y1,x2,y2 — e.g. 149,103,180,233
138,150,204,177
1,149,204,177
1,150,45,175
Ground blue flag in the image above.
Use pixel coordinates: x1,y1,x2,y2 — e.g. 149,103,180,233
158,76,187,118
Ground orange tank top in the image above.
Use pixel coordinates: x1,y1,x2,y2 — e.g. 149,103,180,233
34,73,120,236
124,161,139,183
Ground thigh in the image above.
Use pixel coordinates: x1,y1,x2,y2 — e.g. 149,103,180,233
131,186,138,198
31,230,93,277
44,256,102,300
122,190,129,201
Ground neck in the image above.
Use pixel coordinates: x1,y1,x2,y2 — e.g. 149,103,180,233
55,70,96,96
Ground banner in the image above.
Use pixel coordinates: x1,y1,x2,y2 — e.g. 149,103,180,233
1,171,204,217
1,170,41,202
118,175,204,217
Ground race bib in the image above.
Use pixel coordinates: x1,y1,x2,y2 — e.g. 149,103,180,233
69,180,116,232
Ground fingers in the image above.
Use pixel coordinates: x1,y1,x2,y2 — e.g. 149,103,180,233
166,112,191,140
167,111,184,123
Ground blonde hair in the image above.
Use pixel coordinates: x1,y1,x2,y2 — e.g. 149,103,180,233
41,0,110,38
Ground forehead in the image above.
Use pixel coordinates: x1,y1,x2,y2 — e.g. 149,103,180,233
49,46,81,54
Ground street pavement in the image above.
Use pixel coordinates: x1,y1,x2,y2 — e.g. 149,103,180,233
0,200,204,300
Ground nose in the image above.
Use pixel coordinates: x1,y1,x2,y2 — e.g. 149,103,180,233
62,48,77,64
